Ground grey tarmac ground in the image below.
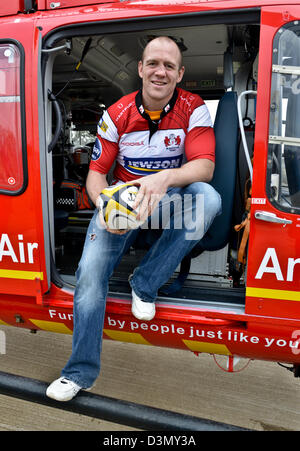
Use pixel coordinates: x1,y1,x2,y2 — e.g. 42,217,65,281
0,324,298,431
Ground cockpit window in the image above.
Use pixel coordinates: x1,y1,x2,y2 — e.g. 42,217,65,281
0,42,26,194
267,21,300,212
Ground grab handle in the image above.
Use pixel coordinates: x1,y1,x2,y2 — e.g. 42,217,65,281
237,90,257,181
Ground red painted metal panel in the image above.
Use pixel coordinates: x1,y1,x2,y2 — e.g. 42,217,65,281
44,0,119,9
0,1,23,16
246,4,300,320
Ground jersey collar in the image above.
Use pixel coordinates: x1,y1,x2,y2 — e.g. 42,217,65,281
135,88,178,140
135,88,178,121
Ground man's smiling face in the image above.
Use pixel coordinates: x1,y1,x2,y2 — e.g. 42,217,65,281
138,37,185,111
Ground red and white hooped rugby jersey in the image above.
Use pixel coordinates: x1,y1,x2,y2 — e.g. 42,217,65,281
89,88,215,183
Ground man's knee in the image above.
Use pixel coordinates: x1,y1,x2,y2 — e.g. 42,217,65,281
202,183,222,217
183,182,221,213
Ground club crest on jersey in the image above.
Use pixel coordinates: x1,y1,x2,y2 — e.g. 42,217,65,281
164,133,181,151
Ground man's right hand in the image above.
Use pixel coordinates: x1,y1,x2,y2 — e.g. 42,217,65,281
97,195,129,235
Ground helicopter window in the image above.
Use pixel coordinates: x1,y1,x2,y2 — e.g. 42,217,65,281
0,42,26,194
267,21,300,212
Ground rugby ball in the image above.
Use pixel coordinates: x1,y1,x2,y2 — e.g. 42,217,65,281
98,183,143,230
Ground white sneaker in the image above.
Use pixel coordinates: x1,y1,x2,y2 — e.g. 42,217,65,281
46,377,83,402
131,289,155,321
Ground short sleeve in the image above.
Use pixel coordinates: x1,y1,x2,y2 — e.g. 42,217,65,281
185,126,215,163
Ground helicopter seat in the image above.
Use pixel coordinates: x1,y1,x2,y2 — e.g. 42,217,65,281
159,90,239,294
197,90,239,251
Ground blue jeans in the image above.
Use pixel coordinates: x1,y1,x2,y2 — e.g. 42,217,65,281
61,182,221,388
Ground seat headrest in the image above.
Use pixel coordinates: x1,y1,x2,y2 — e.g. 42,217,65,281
223,47,234,90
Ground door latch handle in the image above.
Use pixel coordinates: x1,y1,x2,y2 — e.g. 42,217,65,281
254,210,292,225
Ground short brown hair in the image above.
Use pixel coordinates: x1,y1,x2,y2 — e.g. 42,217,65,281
141,36,183,68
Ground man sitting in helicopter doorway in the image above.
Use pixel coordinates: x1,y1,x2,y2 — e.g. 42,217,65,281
46,36,221,401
